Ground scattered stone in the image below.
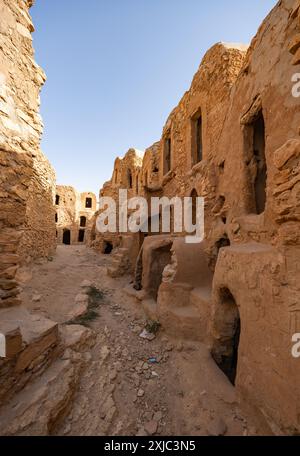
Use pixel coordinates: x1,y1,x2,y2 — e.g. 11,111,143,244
114,361,122,372
137,389,145,397
139,329,155,341
109,369,118,381
176,341,183,352
145,420,158,435
207,418,228,436
75,293,89,304
68,301,89,320
80,280,93,289
32,294,42,303
165,342,174,352
151,371,159,378
153,411,163,422
136,427,147,436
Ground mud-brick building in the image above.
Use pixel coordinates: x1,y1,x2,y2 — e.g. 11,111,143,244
55,186,97,246
89,148,145,276
0,0,56,310
93,0,300,435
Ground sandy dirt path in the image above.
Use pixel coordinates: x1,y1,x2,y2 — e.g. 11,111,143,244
20,245,268,436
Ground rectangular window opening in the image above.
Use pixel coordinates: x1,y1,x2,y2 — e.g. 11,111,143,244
191,110,203,166
164,136,171,175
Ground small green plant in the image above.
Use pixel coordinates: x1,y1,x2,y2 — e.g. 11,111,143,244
70,309,99,326
145,320,161,335
67,286,106,327
87,287,105,309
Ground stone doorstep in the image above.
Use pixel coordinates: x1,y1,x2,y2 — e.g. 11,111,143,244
0,307,59,370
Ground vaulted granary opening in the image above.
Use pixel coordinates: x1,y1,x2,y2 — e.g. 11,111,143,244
244,108,267,215
55,195,60,205
149,244,172,300
191,109,203,165
85,197,92,208
63,229,71,245
163,136,171,175
103,241,113,254
78,229,85,242
211,288,241,385
80,216,86,227
55,213,58,223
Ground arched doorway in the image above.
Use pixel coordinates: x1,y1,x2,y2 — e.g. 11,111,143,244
211,287,241,385
63,229,71,245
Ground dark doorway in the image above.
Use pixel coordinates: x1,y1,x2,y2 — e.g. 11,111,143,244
55,195,60,205
253,110,267,214
63,229,71,245
55,213,58,223
78,229,85,243
80,216,86,227
211,288,241,385
103,241,113,254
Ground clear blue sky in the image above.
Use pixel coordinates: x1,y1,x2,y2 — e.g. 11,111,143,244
31,0,277,197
